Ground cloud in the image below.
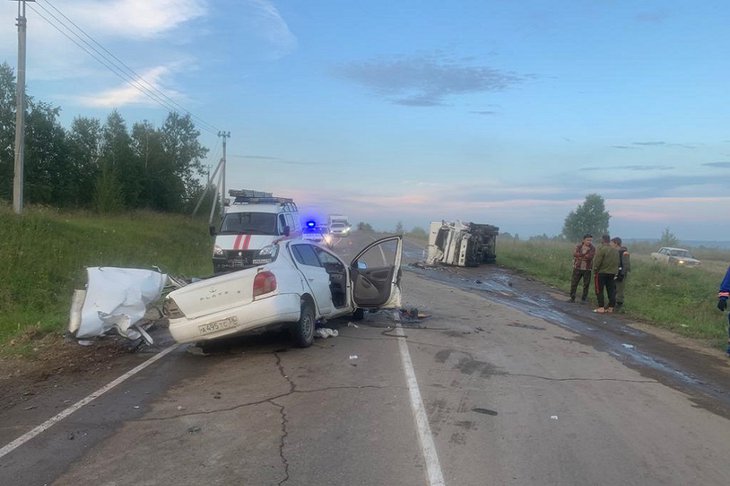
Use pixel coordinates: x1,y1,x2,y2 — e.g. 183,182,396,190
74,65,180,107
471,110,497,116
611,145,637,150
241,0,297,58
229,154,320,166
581,165,674,172
632,141,696,149
333,55,525,106
633,141,666,146
703,161,730,168
66,0,207,39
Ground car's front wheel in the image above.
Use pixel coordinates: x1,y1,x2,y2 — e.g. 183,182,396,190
293,301,315,347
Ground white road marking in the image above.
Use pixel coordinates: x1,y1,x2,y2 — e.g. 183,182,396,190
395,323,446,486
0,344,179,459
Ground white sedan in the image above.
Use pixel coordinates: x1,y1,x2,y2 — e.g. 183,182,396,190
164,235,403,347
650,247,701,267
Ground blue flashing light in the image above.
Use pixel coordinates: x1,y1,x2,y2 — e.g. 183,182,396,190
306,220,316,228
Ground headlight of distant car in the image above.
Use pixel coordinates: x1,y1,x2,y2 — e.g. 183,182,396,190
678,259,685,265
213,245,224,256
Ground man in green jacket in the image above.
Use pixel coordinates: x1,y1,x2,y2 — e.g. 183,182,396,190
592,234,620,313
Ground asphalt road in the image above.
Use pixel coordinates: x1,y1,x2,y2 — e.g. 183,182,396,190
2,232,730,485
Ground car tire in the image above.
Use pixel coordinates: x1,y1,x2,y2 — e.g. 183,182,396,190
352,308,365,321
293,301,315,348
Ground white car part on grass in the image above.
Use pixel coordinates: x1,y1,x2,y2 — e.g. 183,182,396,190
69,267,168,344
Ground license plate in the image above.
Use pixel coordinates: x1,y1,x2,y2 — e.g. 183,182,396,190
198,316,238,335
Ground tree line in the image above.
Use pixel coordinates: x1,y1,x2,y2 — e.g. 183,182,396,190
0,62,209,213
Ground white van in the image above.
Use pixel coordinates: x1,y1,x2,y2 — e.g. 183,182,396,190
210,190,301,273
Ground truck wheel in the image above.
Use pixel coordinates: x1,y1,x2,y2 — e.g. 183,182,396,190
352,308,365,321
293,301,315,348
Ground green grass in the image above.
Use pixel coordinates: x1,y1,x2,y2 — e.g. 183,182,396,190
0,205,213,343
498,238,729,346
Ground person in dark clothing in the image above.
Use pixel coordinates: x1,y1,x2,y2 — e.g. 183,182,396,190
611,237,631,313
569,234,595,303
716,266,730,356
592,234,620,313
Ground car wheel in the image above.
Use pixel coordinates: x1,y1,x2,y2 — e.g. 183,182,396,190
352,308,365,321
293,301,315,348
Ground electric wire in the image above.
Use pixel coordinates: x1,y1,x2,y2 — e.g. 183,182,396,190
28,0,221,135
39,0,219,134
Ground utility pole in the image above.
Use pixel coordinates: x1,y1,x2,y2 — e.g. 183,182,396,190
12,0,34,215
217,131,230,211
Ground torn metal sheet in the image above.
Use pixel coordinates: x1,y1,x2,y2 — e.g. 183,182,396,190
69,267,171,344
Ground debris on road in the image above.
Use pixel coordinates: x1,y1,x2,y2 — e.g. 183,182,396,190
347,322,359,328
349,355,358,360
622,343,635,349
550,415,559,420
315,328,339,339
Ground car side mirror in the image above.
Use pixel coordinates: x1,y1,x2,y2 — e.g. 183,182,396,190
209,225,217,237
283,225,290,237
356,261,367,270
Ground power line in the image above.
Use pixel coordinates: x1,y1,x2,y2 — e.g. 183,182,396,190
28,0,221,135
39,0,218,133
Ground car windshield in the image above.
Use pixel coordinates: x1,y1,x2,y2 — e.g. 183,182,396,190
219,212,277,235
670,249,691,258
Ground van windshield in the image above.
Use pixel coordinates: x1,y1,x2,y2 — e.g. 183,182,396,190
220,212,277,235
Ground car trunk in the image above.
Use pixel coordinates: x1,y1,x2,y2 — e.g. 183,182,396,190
169,269,258,320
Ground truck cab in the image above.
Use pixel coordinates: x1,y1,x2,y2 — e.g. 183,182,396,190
210,190,301,274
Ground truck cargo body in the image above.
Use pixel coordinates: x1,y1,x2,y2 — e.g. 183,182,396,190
426,221,499,267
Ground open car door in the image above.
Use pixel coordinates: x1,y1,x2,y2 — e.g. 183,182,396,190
350,235,403,309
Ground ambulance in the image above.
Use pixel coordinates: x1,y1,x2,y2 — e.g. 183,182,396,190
210,190,301,274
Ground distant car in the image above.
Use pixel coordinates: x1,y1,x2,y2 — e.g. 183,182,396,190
650,247,701,267
302,223,326,243
164,236,403,347
329,222,351,236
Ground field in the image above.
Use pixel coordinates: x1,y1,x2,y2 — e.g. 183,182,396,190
498,237,730,347
0,205,212,344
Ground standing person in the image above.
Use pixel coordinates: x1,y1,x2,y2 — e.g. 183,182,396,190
569,234,595,303
716,266,730,356
592,234,620,313
611,237,631,313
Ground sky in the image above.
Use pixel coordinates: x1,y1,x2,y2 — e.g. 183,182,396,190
1,0,729,241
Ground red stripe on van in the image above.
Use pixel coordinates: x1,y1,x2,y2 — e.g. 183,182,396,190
243,234,252,250
234,234,243,249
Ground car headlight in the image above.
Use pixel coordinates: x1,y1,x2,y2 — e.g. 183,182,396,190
213,245,224,256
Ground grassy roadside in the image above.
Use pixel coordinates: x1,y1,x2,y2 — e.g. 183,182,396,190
497,238,730,347
0,205,213,344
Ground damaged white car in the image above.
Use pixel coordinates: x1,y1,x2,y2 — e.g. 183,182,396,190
164,235,403,347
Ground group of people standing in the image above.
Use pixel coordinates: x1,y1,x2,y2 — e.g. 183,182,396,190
569,233,630,313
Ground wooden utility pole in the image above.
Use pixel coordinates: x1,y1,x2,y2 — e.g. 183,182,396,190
218,131,230,210
12,0,34,214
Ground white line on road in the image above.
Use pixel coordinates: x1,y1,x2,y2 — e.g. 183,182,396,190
0,344,179,459
395,322,446,486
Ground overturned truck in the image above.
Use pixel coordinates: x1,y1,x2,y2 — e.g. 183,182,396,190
426,221,499,267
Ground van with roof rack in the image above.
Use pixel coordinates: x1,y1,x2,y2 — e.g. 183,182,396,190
209,189,301,274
